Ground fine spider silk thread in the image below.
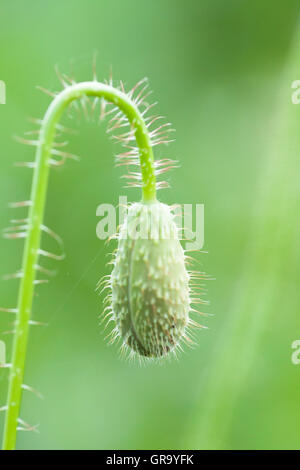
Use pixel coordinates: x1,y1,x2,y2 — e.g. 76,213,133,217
1,62,207,450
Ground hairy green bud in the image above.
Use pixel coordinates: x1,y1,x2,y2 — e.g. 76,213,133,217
110,201,190,358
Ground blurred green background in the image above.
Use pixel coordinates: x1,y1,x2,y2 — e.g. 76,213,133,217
1,0,300,450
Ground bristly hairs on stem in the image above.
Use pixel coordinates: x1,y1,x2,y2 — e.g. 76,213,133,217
0,60,178,451
1,58,206,450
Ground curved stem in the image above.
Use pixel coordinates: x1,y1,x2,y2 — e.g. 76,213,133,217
2,82,156,450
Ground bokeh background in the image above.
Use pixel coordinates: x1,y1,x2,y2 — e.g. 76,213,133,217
1,0,300,450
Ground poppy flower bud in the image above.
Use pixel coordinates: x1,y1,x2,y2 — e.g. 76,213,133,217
110,201,190,358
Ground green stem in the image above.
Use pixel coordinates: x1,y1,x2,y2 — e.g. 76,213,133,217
2,81,156,450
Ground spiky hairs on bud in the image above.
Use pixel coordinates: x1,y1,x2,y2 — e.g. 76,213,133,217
109,201,190,359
